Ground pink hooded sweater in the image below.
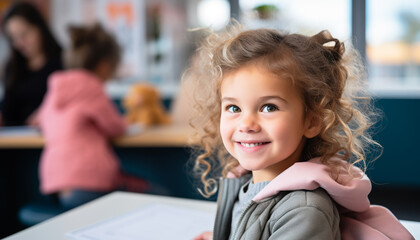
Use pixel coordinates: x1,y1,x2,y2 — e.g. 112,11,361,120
38,70,126,194
228,157,414,240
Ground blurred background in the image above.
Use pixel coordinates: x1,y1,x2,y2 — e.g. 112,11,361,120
0,0,419,237
2,0,420,97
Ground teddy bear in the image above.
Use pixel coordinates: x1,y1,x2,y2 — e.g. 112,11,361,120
123,83,171,127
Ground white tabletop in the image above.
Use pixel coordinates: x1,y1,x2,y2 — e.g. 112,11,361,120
4,192,217,240
400,220,420,239
4,191,419,239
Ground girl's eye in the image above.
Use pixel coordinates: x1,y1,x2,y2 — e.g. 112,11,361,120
261,104,279,113
227,105,241,113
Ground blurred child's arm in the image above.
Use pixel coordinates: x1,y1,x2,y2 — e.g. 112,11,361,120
193,231,213,240
26,107,41,127
83,92,126,137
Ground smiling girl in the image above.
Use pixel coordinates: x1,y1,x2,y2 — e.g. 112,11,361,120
187,25,413,240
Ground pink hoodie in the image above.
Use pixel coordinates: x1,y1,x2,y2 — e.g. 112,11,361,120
38,70,126,194
228,157,414,240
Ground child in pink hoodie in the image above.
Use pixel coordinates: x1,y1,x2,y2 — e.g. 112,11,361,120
37,24,147,209
187,25,413,239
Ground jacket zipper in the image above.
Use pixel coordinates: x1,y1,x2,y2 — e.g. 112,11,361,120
213,178,226,239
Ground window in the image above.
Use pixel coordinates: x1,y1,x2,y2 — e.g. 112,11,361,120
197,0,230,31
367,0,420,96
239,0,351,40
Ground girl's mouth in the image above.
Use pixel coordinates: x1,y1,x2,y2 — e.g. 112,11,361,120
236,141,270,153
239,142,269,148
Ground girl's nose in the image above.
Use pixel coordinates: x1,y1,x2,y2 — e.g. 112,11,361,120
238,113,261,133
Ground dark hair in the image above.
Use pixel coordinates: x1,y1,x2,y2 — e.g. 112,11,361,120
1,2,62,88
65,23,120,73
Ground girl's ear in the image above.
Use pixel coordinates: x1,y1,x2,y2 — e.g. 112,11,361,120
303,111,322,139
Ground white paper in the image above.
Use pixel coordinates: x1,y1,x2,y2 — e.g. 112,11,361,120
68,203,214,240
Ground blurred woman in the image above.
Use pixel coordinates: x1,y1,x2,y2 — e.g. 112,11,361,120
0,2,62,126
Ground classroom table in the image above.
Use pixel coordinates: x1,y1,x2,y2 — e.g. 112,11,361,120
4,191,419,240
0,124,196,148
3,191,217,240
1,126,419,239
0,125,202,238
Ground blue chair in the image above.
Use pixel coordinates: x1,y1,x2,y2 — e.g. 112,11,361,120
18,200,66,226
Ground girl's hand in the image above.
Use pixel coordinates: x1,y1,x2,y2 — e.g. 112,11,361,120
26,108,40,127
193,231,213,240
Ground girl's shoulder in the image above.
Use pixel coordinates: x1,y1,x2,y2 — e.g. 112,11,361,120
270,188,338,221
260,189,341,239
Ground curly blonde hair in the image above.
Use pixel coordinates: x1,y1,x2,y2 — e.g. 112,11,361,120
184,24,381,197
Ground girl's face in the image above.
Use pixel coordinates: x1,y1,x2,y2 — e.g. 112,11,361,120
5,16,43,60
220,65,319,182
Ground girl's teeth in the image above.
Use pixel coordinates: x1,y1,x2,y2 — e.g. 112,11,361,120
241,142,263,147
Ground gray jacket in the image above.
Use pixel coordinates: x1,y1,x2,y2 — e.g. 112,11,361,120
213,174,340,240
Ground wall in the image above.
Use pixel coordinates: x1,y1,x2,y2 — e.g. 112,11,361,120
367,98,420,186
